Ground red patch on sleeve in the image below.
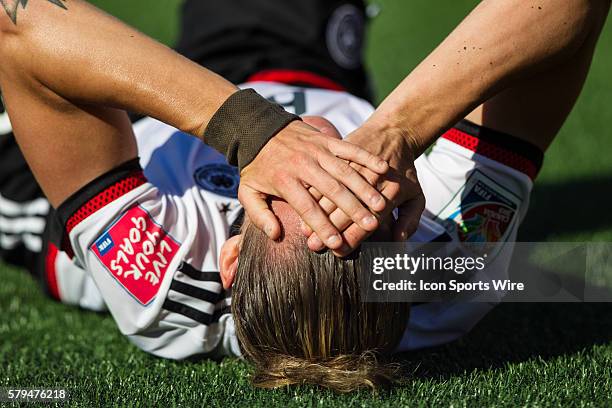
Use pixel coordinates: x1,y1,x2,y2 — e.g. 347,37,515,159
90,205,181,306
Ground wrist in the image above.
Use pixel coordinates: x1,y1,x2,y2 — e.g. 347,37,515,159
203,88,301,171
190,86,239,137
362,116,423,159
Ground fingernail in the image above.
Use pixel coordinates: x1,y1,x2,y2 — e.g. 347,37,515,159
378,160,387,169
370,194,384,207
326,235,341,247
309,235,323,248
362,215,377,227
265,226,273,237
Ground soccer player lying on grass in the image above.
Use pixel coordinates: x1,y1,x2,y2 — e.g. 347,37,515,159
0,0,410,355
1,0,610,394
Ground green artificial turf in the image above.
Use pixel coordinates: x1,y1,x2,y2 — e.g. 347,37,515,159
1,0,611,406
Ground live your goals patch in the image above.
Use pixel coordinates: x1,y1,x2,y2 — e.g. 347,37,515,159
90,205,180,306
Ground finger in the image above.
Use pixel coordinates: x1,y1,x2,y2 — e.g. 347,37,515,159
305,163,380,232
328,206,360,234
282,180,344,249
307,233,325,252
307,166,386,248
307,206,372,252
317,196,338,215
305,163,382,241
328,138,389,175
333,223,373,257
310,163,380,217
393,194,426,242
302,187,321,237
350,162,384,190
308,186,323,202
300,219,313,237
319,162,383,231
318,154,386,213
302,196,335,237
238,186,281,240
332,162,383,221
328,182,403,256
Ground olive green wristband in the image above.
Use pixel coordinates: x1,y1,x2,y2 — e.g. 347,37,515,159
203,88,302,171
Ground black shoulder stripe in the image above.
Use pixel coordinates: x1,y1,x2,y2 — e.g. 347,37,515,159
178,262,222,283
163,299,213,325
170,279,220,304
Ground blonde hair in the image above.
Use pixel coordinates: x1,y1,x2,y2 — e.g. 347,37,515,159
232,224,410,393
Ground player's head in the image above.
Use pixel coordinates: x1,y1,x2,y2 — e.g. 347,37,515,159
219,117,410,393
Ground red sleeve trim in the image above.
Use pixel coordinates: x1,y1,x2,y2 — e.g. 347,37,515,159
65,171,147,234
442,128,540,180
247,69,346,92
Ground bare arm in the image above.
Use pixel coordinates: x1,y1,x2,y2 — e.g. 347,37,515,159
306,0,610,253
0,0,236,136
366,0,610,154
0,0,389,249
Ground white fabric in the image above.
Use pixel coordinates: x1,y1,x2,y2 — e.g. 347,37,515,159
398,138,532,351
0,193,49,252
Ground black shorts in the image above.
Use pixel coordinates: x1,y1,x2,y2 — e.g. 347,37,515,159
0,96,66,300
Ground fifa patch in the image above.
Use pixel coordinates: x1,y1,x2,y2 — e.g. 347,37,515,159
194,164,239,198
95,233,115,256
437,170,522,257
90,205,180,306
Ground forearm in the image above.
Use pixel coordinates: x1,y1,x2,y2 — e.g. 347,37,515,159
0,0,237,136
368,0,607,155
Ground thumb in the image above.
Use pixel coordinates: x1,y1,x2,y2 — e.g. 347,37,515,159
238,185,281,240
393,195,426,241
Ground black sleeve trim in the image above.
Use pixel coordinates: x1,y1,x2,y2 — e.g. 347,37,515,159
455,119,544,169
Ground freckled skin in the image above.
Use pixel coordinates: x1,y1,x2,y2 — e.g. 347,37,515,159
363,0,610,153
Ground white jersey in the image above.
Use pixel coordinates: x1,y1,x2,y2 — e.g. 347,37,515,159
58,82,536,359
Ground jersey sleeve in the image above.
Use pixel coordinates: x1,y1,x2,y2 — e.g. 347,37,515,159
57,159,241,360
